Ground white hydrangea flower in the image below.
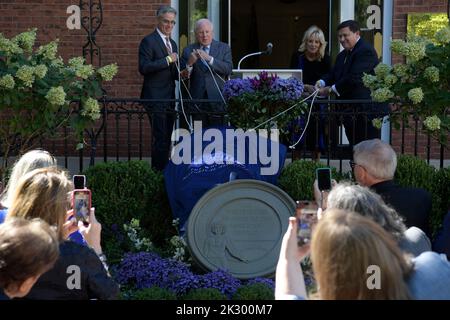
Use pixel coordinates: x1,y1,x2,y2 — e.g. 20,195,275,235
37,41,59,60
16,65,35,87
0,74,15,89
45,86,67,106
423,115,441,131
97,63,118,81
424,66,439,83
408,88,424,104
372,118,384,130
435,27,450,44
34,65,48,79
371,87,394,102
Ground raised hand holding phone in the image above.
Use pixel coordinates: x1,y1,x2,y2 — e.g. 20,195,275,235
72,175,91,226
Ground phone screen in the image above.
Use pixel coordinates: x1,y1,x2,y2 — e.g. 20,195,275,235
317,168,332,191
73,175,86,190
73,190,90,224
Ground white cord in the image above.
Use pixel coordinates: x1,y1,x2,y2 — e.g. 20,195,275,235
251,89,320,131
289,90,320,149
175,59,194,132
198,55,227,106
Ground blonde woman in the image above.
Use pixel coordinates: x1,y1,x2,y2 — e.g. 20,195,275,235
276,209,450,300
6,167,119,299
290,25,330,92
0,218,59,299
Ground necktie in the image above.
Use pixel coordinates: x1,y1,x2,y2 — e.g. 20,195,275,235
201,46,209,69
344,50,350,64
165,37,172,54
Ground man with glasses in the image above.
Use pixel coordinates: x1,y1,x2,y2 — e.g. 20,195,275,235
352,139,432,238
139,6,179,171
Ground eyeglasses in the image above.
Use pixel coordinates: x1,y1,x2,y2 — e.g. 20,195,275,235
161,19,176,25
349,160,357,170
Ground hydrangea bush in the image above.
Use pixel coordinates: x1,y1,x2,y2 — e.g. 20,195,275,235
223,71,306,134
0,28,118,176
363,27,450,144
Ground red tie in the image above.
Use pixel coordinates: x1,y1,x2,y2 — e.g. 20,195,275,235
165,37,172,54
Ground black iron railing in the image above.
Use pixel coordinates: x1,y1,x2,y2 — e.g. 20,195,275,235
29,98,448,173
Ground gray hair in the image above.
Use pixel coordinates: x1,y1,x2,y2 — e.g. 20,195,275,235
353,139,397,180
195,19,213,33
0,149,56,208
157,6,177,18
327,183,406,241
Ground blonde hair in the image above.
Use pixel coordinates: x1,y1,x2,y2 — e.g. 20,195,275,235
298,25,327,60
311,209,412,300
0,217,59,291
7,167,72,241
0,149,56,208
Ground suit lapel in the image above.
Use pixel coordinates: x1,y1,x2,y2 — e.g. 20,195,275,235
153,30,168,56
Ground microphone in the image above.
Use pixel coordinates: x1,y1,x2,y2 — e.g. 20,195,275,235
237,42,274,69
265,42,273,55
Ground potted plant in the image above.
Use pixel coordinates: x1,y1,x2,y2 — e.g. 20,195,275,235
223,71,306,137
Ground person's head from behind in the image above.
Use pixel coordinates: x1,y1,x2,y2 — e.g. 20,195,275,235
7,167,73,241
0,149,56,208
337,20,360,51
195,19,214,47
352,139,397,186
156,6,177,37
326,183,406,241
311,209,411,299
299,25,327,61
0,218,59,298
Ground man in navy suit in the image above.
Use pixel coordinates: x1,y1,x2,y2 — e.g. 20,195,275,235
180,18,232,128
316,20,388,146
139,6,179,171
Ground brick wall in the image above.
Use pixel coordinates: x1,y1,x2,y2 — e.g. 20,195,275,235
391,0,448,159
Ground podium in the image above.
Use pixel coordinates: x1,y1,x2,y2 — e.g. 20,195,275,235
232,69,303,82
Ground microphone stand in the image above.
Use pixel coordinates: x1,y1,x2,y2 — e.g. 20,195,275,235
237,51,265,70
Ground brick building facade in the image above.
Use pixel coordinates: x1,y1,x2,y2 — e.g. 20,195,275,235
0,0,448,161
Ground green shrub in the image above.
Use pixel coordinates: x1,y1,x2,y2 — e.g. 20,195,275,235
430,167,450,234
83,160,176,263
182,288,228,300
394,155,446,237
394,155,436,191
130,287,177,300
232,283,274,300
278,160,346,201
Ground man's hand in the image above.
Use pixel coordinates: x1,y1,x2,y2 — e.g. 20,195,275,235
197,49,211,63
187,51,198,66
180,69,190,79
168,52,178,63
319,87,330,97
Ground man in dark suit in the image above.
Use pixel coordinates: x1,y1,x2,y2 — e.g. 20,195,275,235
180,18,232,128
352,139,432,238
139,6,179,171
316,20,388,146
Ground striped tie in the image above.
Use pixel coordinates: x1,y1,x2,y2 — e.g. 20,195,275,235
165,37,172,54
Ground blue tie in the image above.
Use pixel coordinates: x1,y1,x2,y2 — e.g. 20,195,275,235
200,46,209,70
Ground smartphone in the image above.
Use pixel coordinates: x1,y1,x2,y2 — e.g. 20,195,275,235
296,201,318,246
72,189,91,225
316,168,332,191
73,175,86,190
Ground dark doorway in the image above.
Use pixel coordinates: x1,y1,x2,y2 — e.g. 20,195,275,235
231,0,329,69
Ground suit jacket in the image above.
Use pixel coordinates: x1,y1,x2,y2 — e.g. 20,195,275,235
139,30,178,100
371,180,432,238
323,38,378,100
180,40,233,101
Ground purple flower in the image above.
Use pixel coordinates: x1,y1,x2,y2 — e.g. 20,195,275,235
246,277,275,291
